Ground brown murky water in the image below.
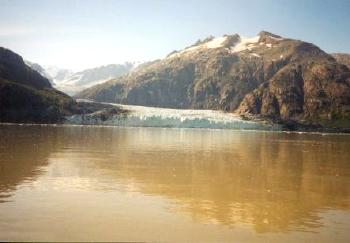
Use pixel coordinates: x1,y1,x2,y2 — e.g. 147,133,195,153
0,125,350,242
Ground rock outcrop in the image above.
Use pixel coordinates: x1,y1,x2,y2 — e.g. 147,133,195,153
0,47,76,123
332,53,350,69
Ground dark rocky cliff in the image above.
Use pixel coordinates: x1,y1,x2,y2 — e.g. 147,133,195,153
0,47,76,123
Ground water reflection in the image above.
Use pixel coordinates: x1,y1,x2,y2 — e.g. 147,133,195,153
0,127,58,202
0,125,350,236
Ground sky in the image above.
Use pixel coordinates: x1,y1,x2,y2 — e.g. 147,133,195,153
0,0,349,71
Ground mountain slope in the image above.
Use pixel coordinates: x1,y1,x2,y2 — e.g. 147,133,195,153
25,60,55,84
0,47,76,123
332,53,350,69
76,31,350,128
44,66,73,84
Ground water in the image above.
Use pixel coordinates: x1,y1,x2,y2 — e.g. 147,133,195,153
0,124,350,242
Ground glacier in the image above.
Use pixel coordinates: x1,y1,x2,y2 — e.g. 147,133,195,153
65,101,283,131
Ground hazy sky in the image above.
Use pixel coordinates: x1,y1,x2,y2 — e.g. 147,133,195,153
0,0,349,71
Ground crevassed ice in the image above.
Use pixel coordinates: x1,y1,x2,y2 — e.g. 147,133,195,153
66,102,282,131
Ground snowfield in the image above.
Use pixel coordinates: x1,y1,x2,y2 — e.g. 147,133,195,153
230,35,260,53
167,33,282,59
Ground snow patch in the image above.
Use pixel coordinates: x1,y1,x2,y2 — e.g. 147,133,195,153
205,36,228,48
168,36,229,59
167,32,282,59
55,76,112,95
269,35,283,41
230,35,260,53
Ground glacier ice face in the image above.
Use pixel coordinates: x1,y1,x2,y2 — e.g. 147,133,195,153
65,102,282,131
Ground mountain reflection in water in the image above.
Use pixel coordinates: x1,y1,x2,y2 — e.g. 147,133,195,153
0,125,350,242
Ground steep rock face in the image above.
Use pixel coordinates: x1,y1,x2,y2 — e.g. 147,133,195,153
332,53,350,69
76,32,350,128
0,47,76,123
25,60,55,84
238,46,350,127
0,48,51,89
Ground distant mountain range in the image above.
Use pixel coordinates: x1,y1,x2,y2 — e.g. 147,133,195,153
26,62,136,95
43,66,73,84
76,31,350,129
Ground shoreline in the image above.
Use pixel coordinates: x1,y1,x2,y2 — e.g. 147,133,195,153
1,101,349,134
1,122,350,136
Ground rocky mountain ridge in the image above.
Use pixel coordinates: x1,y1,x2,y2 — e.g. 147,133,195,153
76,31,350,128
25,60,56,85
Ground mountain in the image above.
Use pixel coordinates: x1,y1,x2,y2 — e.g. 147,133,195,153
24,61,75,86
332,53,350,69
54,63,134,95
25,60,55,84
0,47,76,123
76,31,350,129
24,61,137,95
44,66,73,84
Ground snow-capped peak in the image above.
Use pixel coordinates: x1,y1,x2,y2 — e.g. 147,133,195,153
166,36,227,58
204,36,228,49
167,31,285,59
230,35,260,53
